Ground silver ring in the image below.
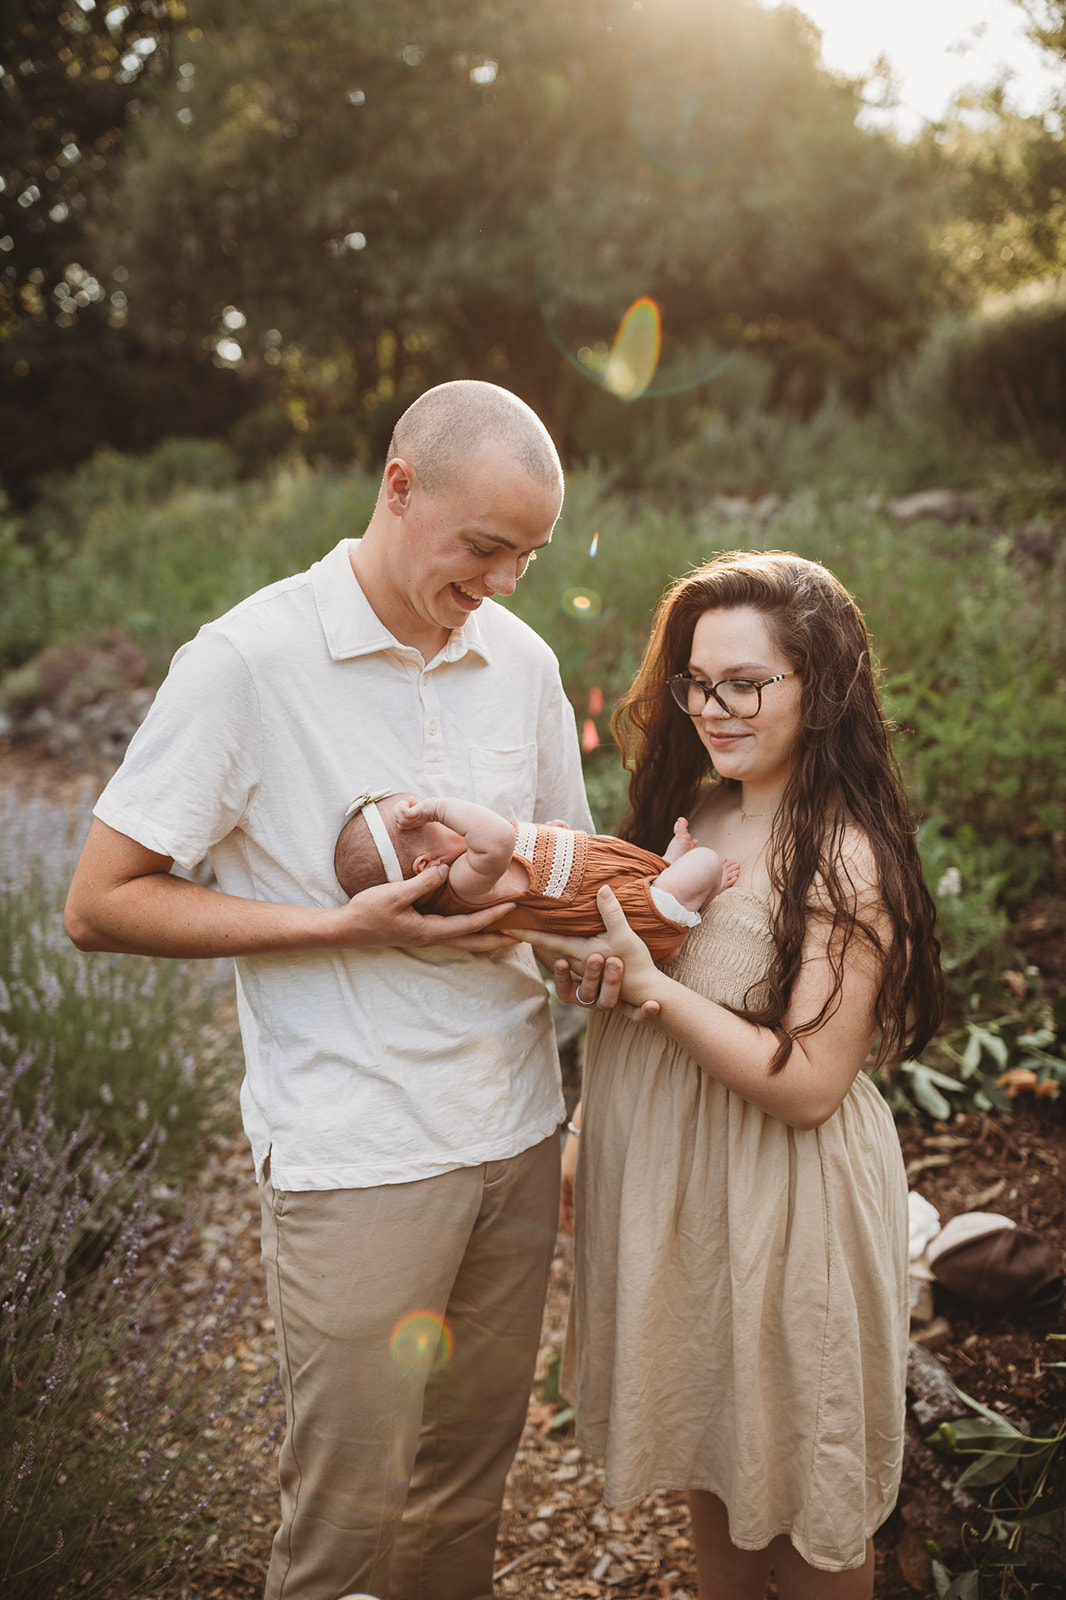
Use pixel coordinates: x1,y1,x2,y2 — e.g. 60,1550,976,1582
575,990,597,1007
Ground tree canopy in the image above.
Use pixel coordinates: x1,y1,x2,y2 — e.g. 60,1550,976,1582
2,0,1065,494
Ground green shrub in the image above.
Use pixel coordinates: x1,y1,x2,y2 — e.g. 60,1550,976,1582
920,279,1066,459
0,464,378,680
2,451,1061,1038
928,1368,1066,1599
229,404,299,476
32,439,240,534
917,818,1012,987
882,545,1066,844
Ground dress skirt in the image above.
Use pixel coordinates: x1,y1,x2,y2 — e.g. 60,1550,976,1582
563,888,909,1573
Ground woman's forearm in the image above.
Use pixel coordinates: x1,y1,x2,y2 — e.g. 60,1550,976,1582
641,969,872,1130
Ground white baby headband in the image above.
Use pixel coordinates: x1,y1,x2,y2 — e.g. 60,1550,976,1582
344,788,403,884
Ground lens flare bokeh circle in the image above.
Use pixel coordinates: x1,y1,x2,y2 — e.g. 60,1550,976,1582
389,1310,454,1376
561,588,602,619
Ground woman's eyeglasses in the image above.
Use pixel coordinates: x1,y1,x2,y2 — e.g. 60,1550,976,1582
668,672,795,720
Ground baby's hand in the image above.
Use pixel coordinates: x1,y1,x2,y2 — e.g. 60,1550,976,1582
395,796,431,830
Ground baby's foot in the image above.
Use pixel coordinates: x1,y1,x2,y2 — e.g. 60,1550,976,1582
719,857,741,892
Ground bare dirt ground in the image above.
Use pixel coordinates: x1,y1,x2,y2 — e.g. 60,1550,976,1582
5,743,1064,1599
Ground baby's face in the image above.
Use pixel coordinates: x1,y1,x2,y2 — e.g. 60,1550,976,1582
416,821,467,866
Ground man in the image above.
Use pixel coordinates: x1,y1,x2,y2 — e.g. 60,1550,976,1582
65,381,593,1600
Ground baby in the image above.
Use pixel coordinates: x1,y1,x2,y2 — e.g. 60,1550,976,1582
334,790,739,964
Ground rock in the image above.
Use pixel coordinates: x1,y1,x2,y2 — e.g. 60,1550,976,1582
886,490,982,527
7,685,156,771
907,1343,966,1432
910,1316,954,1352
1014,519,1065,575
713,493,784,526
753,493,784,524
1022,1526,1066,1587
894,1518,936,1592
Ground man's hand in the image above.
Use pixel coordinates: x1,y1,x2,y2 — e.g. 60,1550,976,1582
338,863,517,952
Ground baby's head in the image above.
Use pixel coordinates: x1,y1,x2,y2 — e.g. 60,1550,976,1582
334,793,465,898
335,793,419,897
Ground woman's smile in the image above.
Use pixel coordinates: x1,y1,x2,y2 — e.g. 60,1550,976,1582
687,608,803,796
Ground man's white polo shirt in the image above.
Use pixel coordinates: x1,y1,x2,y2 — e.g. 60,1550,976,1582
94,538,593,1190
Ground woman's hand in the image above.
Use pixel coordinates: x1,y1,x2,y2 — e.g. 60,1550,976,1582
513,887,662,1019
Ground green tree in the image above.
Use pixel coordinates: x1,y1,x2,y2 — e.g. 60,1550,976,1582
0,0,174,336
106,0,951,458
0,0,257,504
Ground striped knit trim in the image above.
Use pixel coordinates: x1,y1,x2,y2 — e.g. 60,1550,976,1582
514,820,538,865
543,826,577,898
511,821,588,902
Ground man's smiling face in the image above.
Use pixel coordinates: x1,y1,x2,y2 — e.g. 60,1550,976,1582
386,439,561,656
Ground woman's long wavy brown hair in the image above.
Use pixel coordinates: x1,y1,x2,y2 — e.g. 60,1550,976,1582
613,550,943,1070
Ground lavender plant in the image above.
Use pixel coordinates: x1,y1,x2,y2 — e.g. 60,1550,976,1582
0,790,237,1181
0,1058,278,1598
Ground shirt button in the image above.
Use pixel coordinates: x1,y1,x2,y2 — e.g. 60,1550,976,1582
428,723,439,736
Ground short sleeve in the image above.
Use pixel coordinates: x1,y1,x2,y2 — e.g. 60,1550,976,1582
93,628,264,870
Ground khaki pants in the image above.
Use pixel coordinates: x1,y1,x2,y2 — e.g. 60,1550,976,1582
258,1133,560,1600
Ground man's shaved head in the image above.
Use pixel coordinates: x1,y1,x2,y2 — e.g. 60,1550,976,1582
387,381,563,498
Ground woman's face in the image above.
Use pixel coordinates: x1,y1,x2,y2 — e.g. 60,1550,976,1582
684,606,804,792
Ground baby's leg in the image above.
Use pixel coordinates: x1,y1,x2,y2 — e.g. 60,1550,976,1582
655,846,739,914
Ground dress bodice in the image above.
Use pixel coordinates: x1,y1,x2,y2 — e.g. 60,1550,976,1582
664,886,775,1011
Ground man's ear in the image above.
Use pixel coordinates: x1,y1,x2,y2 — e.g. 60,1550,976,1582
384,457,415,516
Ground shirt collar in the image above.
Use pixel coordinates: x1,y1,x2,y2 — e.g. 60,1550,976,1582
312,539,494,666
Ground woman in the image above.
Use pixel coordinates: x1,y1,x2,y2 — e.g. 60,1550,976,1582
519,551,943,1600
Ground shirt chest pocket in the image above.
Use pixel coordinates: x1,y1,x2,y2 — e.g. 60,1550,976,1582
468,744,538,815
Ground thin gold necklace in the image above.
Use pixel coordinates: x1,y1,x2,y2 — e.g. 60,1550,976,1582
739,804,774,822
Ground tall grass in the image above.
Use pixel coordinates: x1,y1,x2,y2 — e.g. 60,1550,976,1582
1,1059,276,1599
1,788,272,1596
0,791,238,1178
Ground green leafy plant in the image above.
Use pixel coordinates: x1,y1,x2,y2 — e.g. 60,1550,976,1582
928,1354,1066,1599
541,1351,576,1437
883,1004,1066,1122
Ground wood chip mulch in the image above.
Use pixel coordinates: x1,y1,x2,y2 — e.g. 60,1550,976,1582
118,1095,1066,1600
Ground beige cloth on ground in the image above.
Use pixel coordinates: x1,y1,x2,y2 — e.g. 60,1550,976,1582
563,887,909,1573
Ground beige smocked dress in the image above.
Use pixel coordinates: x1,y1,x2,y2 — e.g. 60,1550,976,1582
563,887,909,1573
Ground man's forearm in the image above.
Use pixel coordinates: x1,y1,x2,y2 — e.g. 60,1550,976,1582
65,868,350,959
66,817,519,960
